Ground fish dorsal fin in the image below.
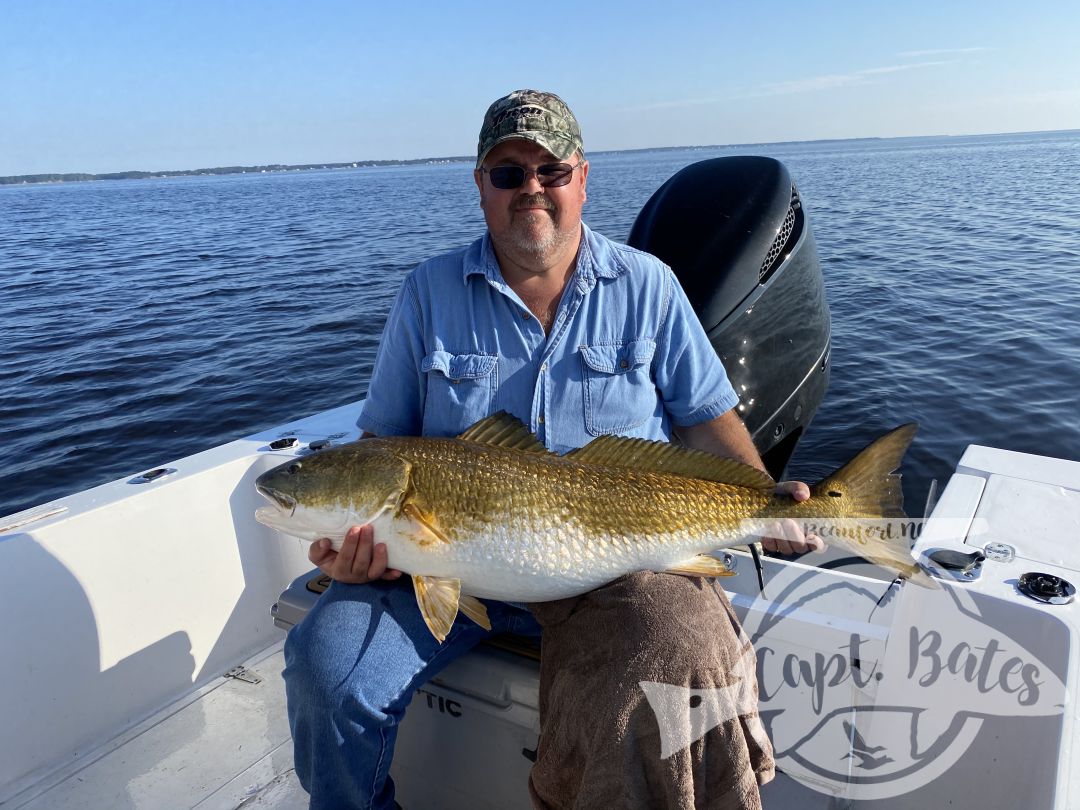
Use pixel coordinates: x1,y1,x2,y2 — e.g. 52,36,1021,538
567,436,775,490
457,411,549,454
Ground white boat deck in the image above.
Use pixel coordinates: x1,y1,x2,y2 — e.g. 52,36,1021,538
10,643,308,810
0,404,369,810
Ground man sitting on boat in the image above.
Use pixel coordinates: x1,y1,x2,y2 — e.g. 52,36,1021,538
282,89,820,810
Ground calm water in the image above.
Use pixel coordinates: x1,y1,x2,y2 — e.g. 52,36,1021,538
3,131,1079,518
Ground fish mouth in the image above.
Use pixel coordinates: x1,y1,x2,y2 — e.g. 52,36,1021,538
255,483,297,515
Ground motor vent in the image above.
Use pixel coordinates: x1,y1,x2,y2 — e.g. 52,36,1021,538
760,185,803,281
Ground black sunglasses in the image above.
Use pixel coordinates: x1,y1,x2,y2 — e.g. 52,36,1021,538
480,161,582,190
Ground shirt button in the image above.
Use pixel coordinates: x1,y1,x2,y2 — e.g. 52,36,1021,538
540,362,547,373
538,415,545,424
619,359,629,369
522,311,530,320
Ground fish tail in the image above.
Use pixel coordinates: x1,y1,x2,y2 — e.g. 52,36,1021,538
810,424,934,584
813,423,917,519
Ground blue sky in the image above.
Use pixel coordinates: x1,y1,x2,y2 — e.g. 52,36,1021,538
2,0,1078,175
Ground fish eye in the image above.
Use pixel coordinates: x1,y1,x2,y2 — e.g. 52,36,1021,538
287,462,302,474
828,491,842,498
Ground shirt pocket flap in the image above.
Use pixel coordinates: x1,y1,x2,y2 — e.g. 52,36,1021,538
421,350,497,380
580,339,657,374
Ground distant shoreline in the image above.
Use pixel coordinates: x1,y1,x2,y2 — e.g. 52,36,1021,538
3,129,1077,186
0,157,473,186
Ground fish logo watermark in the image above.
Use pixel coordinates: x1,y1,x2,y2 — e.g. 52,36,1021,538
641,519,1068,800
639,639,761,760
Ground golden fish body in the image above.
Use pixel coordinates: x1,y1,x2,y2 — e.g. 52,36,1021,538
369,438,773,602
255,413,919,640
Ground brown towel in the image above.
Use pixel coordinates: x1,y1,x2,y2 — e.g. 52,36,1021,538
527,572,774,810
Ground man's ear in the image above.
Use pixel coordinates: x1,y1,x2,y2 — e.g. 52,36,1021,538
474,168,486,208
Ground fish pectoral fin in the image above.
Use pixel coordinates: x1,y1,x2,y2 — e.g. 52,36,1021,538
412,574,462,643
401,502,451,545
458,595,492,631
666,554,736,579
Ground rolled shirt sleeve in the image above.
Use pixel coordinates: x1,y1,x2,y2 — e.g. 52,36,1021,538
652,269,740,426
357,276,427,437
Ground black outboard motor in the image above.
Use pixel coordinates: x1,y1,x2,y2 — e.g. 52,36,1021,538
627,157,830,479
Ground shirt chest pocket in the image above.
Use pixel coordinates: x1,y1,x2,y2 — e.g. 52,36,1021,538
422,350,498,435
579,339,659,436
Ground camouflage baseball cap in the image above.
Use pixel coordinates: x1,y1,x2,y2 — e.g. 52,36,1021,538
476,89,584,168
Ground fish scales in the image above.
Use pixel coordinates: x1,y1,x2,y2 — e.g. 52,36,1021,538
404,438,769,548
340,437,770,600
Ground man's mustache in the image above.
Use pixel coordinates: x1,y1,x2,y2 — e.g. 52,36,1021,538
516,194,554,211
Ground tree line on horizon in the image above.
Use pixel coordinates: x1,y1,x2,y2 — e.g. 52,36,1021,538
0,157,475,185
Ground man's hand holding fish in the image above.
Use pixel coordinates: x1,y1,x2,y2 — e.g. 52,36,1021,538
307,525,403,584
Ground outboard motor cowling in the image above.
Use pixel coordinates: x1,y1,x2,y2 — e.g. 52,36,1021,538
628,157,830,478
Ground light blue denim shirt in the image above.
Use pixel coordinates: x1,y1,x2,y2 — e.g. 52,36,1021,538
358,223,739,453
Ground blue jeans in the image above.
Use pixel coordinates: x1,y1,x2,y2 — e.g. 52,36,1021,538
283,577,542,810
